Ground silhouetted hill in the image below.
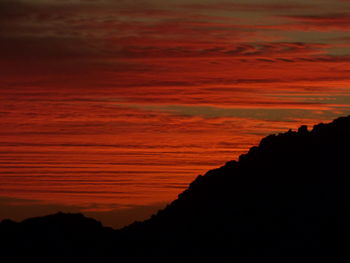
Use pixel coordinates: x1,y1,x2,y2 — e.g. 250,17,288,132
3,116,350,262
0,212,115,262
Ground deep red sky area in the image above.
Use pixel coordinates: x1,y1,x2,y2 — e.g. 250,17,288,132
2,0,350,228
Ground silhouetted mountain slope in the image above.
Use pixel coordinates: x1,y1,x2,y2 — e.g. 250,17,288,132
3,116,350,262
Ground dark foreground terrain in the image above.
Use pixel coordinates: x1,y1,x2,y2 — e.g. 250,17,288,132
2,116,350,262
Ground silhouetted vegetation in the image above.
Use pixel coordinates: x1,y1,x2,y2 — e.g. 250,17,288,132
3,116,350,262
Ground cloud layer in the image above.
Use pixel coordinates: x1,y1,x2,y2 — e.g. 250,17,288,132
2,0,350,226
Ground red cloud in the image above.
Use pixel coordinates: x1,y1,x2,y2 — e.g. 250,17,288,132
3,0,350,226
280,14,350,31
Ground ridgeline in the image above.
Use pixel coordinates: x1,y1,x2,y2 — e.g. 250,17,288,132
2,116,350,262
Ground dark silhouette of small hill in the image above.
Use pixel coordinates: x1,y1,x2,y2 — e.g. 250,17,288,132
2,116,350,262
0,212,115,262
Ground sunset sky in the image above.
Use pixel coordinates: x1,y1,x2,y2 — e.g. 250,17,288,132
2,0,350,228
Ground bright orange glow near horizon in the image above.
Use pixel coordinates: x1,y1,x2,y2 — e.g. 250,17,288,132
2,0,350,228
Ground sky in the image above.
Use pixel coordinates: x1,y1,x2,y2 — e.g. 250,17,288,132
2,0,350,228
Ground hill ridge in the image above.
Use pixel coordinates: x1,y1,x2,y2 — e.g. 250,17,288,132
2,115,350,262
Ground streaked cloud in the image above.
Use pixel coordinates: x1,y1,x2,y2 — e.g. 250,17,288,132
2,0,350,226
